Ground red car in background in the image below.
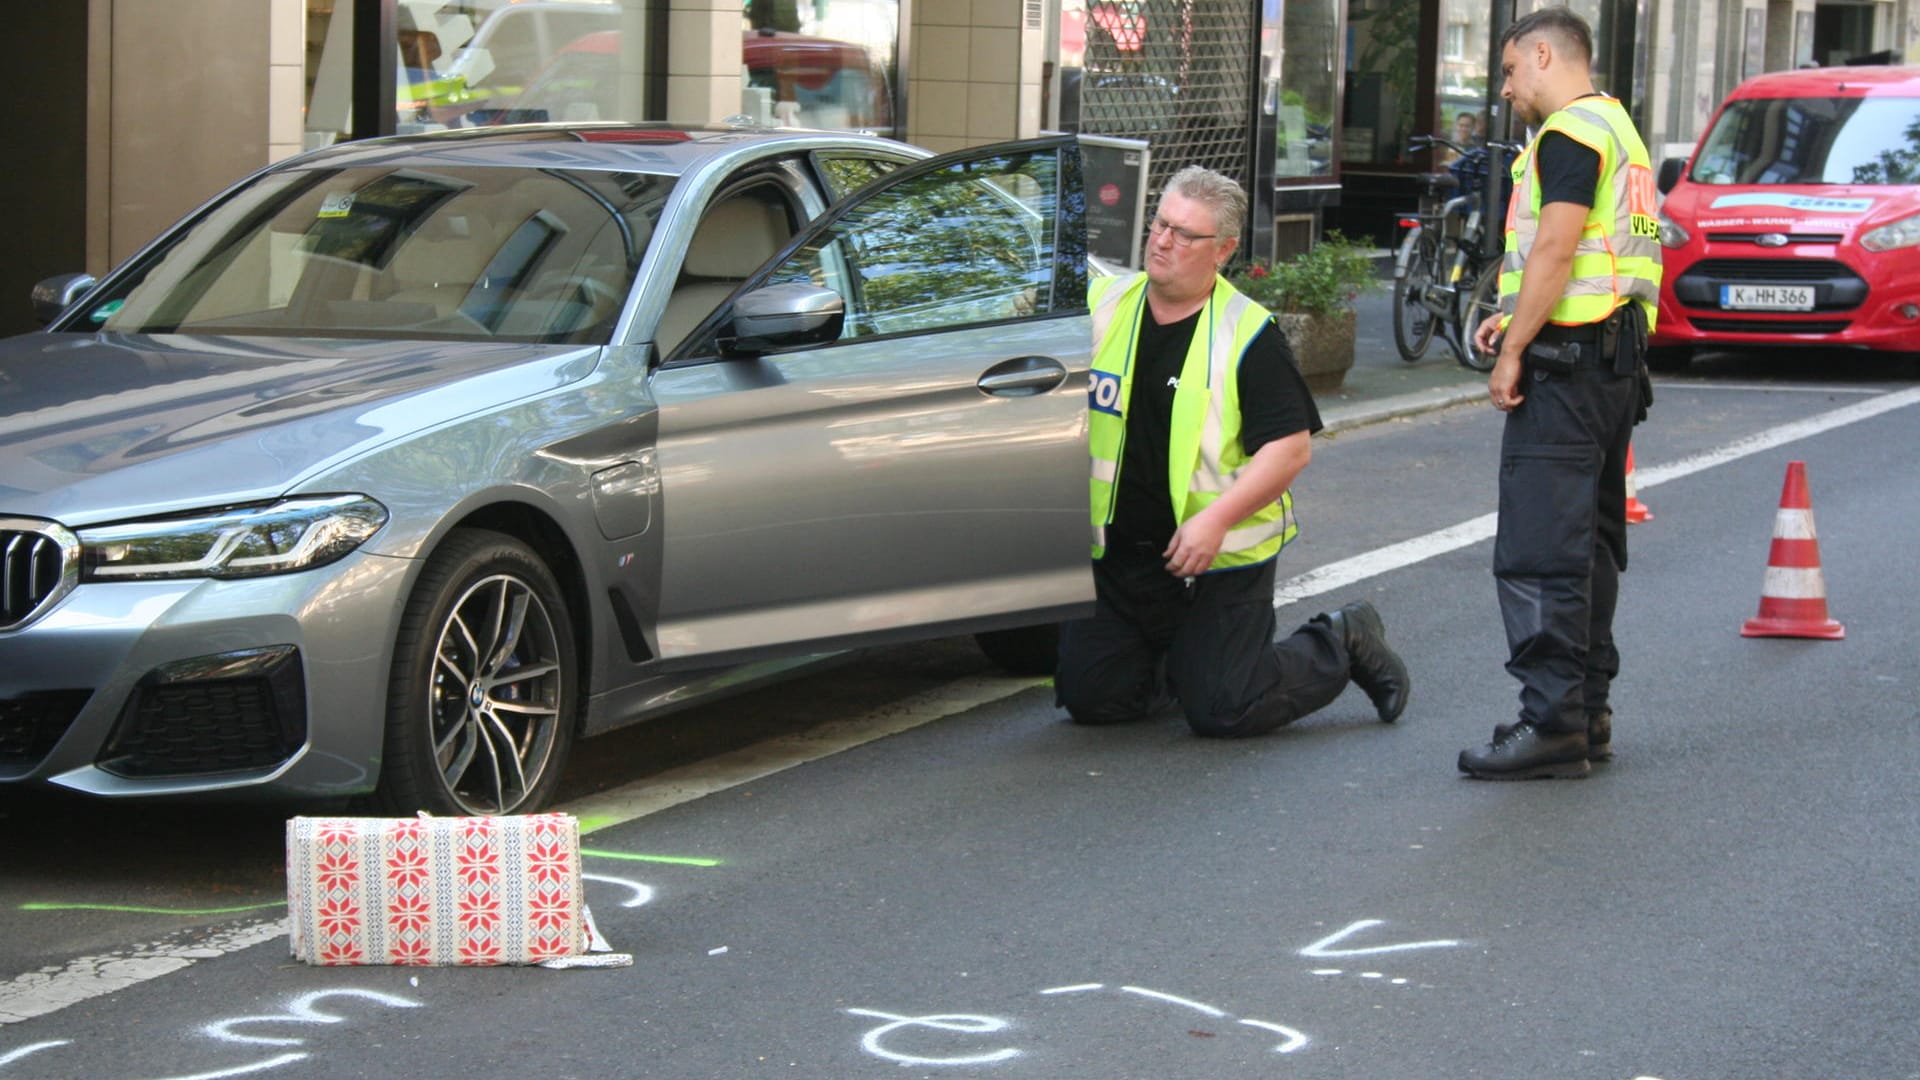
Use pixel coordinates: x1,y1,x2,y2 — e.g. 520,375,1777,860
1650,65,1920,370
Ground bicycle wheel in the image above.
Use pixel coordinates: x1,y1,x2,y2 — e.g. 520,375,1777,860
1391,228,1438,362
1456,261,1503,372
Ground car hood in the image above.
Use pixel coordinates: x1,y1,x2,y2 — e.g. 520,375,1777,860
1667,182,1920,239
0,332,600,525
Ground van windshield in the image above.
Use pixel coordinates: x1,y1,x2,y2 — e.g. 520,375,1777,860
1690,96,1920,186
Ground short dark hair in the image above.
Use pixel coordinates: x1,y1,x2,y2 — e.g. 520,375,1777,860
1501,7,1593,65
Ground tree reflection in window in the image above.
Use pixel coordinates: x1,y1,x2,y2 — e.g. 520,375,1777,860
772,149,1058,338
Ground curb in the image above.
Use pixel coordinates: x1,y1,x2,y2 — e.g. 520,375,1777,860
1319,383,1486,435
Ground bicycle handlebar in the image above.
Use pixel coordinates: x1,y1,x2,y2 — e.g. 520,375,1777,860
1408,133,1526,156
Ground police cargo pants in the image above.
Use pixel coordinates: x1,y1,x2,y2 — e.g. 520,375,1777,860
1494,363,1639,735
1056,554,1350,736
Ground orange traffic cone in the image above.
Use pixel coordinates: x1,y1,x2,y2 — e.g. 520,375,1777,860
1624,444,1652,524
1741,460,1844,640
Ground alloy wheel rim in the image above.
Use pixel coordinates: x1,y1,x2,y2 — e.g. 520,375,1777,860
426,572,564,814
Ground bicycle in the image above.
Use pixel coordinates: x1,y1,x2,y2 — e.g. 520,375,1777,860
1390,134,1521,371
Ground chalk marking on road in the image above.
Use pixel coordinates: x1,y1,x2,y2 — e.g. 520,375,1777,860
0,1040,68,1068
144,1054,307,1080
1300,919,1461,958
1120,986,1228,1017
581,874,655,909
1275,385,1920,610
1040,983,1105,994
202,988,421,1047
846,1009,1021,1067
1237,1018,1310,1054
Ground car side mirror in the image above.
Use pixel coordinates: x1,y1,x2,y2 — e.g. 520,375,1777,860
721,282,845,355
31,273,98,326
1656,157,1687,196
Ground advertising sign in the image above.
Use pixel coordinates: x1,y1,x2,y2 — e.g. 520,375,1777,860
1081,135,1151,269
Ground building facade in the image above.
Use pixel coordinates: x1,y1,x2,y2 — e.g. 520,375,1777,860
6,0,1919,336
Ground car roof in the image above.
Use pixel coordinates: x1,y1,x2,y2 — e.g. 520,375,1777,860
282,123,914,177
1729,65,1920,99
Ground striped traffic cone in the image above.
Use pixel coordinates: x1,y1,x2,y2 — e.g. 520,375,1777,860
1624,444,1652,524
1741,460,1844,640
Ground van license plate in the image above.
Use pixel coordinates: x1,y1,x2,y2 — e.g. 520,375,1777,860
1721,284,1814,311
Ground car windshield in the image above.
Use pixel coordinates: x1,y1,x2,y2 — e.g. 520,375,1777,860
88,165,672,344
1690,95,1920,186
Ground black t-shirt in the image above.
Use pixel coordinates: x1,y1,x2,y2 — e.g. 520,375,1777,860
1106,306,1322,556
1535,126,1601,208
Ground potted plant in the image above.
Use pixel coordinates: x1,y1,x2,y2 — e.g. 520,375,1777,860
1225,232,1377,391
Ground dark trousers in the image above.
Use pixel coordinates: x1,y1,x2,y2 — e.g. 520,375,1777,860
1494,362,1639,734
1055,554,1351,737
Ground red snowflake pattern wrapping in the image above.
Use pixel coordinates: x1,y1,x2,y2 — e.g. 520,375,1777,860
287,814,585,966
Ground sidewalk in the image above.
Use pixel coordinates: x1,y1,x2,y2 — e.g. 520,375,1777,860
1314,255,1488,434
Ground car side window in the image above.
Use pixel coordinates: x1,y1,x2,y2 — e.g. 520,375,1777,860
767,147,1060,341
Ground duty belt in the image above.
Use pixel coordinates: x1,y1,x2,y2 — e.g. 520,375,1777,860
1534,309,1624,355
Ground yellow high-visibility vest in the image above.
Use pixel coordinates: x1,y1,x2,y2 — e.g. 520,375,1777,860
1087,272,1296,571
1500,94,1663,330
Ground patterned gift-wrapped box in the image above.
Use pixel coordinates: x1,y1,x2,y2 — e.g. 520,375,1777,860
287,813,586,966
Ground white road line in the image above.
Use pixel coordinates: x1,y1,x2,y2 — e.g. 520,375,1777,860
7,385,1917,1028
1661,381,1888,394
1275,385,1920,611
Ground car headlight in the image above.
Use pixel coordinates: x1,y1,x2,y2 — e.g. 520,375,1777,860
1860,212,1920,253
1657,211,1691,248
79,495,388,581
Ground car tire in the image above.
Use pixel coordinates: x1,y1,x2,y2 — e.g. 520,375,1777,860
375,528,578,816
1645,345,1691,373
974,624,1060,676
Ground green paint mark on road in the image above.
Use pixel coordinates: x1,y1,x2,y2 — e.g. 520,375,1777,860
581,848,720,867
21,900,287,916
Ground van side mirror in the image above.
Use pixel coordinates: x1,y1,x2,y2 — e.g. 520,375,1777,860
1656,157,1687,195
31,273,98,325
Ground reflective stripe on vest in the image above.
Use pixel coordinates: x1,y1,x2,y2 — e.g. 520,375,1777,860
1501,95,1663,331
1086,272,1297,570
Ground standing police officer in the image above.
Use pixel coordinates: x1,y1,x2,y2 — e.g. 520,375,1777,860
1459,8,1662,779
1055,165,1409,737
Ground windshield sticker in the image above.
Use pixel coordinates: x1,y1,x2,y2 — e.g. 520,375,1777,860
317,192,356,219
88,298,123,324
1708,193,1874,214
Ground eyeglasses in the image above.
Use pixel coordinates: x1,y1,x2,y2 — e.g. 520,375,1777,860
1148,217,1218,248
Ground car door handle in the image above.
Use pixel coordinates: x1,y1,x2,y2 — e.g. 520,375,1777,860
977,356,1068,396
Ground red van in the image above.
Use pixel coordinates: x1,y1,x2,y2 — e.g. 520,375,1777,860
1650,65,1920,369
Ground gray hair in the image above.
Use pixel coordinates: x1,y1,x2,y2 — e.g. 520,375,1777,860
1160,165,1247,242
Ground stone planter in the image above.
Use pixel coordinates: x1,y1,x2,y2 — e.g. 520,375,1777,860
1273,309,1356,393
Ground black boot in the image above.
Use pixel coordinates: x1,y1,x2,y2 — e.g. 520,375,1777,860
1586,708,1612,762
1323,601,1409,723
1495,709,1612,762
1458,721,1590,780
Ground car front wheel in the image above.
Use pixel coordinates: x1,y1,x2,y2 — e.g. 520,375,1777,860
376,529,577,815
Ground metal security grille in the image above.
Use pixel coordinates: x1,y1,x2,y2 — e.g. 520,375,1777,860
1081,0,1254,246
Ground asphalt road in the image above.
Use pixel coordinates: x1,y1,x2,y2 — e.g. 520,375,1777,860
2,352,1916,1080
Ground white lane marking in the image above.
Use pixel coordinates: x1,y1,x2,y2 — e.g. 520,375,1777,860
563,673,1046,833
1662,381,1887,394
0,919,287,1026
1275,385,1920,610
8,386,1916,1029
